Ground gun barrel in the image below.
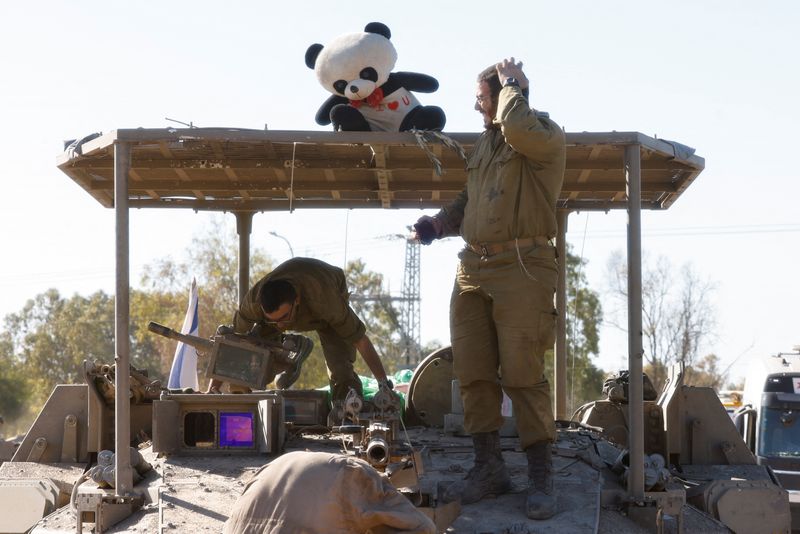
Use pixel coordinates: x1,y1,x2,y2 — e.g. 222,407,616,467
147,321,214,351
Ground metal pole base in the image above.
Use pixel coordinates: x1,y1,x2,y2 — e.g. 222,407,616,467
75,486,141,534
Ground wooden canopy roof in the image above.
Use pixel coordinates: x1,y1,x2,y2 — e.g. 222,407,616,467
56,128,704,212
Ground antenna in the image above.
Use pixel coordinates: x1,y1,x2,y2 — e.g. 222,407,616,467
164,117,197,128
400,228,422,366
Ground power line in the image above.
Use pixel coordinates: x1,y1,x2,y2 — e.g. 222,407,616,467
567,223,800,239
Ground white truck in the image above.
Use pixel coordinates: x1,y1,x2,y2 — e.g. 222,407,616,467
736,348,800,528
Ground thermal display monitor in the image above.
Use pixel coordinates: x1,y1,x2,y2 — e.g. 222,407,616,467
219,411,255,448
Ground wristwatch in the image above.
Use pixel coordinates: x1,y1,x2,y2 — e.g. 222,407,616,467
504,77,519,87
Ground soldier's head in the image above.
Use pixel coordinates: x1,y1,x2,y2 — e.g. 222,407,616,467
475,63,529,129
259,280,298,330
475,65,501,129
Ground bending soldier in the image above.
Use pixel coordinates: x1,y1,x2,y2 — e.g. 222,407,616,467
206,257,391,402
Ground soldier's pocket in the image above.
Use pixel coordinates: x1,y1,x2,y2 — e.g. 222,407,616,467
538,309,558,353
518,260,558,294
499,310,558,387
495,148,522,169
466,152,482,173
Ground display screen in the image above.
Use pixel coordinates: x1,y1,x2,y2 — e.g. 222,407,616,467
285,398,319,425
219,412,254,448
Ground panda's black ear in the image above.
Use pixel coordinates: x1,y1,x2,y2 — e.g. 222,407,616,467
364,22,391,40
305,44,324,69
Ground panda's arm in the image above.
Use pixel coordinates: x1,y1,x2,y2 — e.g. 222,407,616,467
390,72,440,93
316,95,349,126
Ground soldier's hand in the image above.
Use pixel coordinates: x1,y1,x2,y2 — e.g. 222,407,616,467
216,324,235,335
495,57,529,90
374,378,399,410
413,215,444,245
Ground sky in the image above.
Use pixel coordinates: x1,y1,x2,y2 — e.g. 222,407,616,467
1,1,799,385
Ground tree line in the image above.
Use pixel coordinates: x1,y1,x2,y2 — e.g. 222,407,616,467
0,225,729,437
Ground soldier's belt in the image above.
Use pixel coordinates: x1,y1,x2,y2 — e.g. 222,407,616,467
466,236,551,258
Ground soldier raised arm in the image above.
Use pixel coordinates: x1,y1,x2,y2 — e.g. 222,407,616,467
412,58,566,520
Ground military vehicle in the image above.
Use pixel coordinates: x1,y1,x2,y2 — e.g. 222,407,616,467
734,348,800,528
0,127,792,533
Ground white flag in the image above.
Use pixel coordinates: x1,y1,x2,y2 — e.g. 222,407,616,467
168,278,200,390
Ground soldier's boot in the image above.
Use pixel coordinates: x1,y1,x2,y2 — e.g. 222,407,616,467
525,441,556,519
276,335,314,389
442,431,511,504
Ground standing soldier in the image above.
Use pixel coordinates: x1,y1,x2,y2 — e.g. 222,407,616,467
412,58,565,519
206,257,392,405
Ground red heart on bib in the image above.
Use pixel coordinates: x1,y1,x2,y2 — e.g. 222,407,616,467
388,101,399,110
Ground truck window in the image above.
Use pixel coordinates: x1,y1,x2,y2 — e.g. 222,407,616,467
758,408,800,457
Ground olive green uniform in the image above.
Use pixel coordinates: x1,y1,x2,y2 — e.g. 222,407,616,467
233,257,366,399
436,85,565,449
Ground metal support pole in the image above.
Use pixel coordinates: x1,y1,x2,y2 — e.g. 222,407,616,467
114,141,133,495
555,210,569,420
235,211,254,307
625,144,644,501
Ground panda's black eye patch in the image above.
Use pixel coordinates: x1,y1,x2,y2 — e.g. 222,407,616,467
333,80,347,94
359,68,378,82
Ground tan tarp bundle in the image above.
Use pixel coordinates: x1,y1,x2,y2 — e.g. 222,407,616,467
223,451,436,534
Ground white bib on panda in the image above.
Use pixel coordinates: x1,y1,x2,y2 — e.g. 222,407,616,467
356,87,420,131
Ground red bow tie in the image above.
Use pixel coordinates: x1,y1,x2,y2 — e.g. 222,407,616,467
350,87,384,109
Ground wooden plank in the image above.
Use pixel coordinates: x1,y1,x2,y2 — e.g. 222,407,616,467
371,144,392,208
88,178,678,194
321,146,342,201
570,146,605,200
67,156,694,172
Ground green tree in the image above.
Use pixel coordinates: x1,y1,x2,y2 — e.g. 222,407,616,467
0,335,32,434
1,290,117,400
0,289,173,403
545,246,605,416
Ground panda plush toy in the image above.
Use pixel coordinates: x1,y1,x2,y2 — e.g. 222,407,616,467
305,22,446,132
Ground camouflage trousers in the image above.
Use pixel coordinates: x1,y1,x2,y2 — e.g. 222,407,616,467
318,327,363,400
450,244,558,449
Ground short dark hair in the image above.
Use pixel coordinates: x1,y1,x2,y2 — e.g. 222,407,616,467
477,63,530,101
258,279,297,313
477,64,502,103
